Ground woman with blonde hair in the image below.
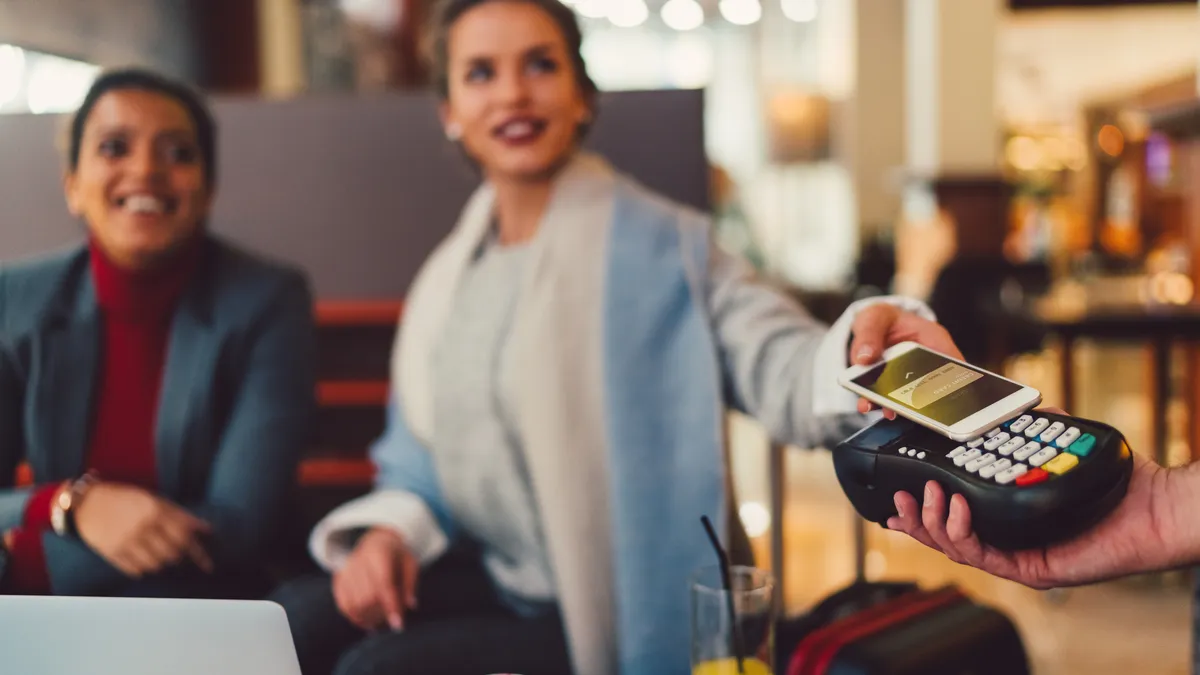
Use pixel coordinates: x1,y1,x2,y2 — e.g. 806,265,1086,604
272,1,960,673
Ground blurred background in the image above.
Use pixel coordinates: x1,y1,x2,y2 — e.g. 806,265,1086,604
3,0,1200,672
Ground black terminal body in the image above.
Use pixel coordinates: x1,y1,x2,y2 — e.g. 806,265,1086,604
833,410,1134,551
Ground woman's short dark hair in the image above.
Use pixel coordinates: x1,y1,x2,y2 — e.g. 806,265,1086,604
68,68,217,188
425,0,598,126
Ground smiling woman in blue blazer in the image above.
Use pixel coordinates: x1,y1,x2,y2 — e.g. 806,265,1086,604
0,69,316,598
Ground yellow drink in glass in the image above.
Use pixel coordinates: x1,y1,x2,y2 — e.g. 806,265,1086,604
690,565,776,675
693,657,773,675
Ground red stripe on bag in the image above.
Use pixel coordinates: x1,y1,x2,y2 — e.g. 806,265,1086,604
787,587,966,675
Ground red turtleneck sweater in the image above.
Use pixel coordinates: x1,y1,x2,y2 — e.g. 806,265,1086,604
5,239,200,593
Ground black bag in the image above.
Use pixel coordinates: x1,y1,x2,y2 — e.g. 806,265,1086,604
775,517,1029,675
778,581,1029,675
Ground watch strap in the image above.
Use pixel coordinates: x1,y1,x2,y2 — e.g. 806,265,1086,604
0,532,10,587
52,473,98,538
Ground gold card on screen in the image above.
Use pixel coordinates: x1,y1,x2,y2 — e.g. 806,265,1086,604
888,363,984,409
838,342,1041,442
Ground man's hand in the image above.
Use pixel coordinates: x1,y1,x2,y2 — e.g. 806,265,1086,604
886,421,1183,589
849,304,964,418
73,482,213,578
332,527,419,631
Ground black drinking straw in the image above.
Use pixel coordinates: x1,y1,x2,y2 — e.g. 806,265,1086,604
701,515,745,674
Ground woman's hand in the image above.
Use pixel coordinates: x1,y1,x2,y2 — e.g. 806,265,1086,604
886,427,1183,589
73,482,213,578
848,303,964,418
333,526,420,631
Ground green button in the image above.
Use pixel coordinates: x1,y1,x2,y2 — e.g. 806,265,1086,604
1069,434,1096,457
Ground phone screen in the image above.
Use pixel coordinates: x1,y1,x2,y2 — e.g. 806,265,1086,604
851,347,1023,427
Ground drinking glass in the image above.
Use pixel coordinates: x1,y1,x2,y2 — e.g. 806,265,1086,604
690,564,776,675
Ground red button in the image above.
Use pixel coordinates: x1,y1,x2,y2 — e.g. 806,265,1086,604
1016,468,1049,486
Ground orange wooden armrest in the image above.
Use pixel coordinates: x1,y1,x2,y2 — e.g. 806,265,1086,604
15,462,31,487
314,300,404,327
297,458,376,487
317,381,390,405
18,459,375,489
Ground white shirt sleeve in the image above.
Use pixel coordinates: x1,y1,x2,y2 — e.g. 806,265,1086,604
308,490,450,571
810,295,938,417
707,241,935,447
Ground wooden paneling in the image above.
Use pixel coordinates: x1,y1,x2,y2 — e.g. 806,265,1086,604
315,300,403,326
317,381,390,406
393,0,429,88
1181,142,1200,462
931,174,1014,258
297,457,376,487
302,300,399,488
191,0,260,92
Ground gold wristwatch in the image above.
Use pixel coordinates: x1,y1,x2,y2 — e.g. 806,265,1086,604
51,474,98,538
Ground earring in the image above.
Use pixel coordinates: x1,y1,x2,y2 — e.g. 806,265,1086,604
445,123,463,141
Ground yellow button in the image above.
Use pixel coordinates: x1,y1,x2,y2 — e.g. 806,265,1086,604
1044,453,1079,475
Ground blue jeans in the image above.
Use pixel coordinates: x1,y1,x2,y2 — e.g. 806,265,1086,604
269,550,571,675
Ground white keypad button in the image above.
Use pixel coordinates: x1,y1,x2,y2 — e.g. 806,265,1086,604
985,428,1002,438
995,464,1029,485
954,449,982,467
947,446,967,459
1013,441,1041,462
967,437,985,448
898,446,907,454
1039,422,1066,443
997,437,1024,456
907,449,917,457
1054,427,1082,449
917,451,926,459
966,453,997,473
979,458,1012,479
1008,415,1034,433
1029,447,1058,467
983,432,1011,451
1024,418,1050,438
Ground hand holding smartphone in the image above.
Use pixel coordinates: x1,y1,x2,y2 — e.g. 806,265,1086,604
839,342,1041,441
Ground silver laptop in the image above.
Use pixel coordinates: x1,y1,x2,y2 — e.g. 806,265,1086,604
0,595,301,674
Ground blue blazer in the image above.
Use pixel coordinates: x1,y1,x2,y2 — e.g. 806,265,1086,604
0,236,316,595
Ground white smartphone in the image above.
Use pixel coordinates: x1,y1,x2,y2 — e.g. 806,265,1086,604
838,341,1042,441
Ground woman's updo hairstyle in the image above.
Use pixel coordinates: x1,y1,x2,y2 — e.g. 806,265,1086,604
424,0,599,138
